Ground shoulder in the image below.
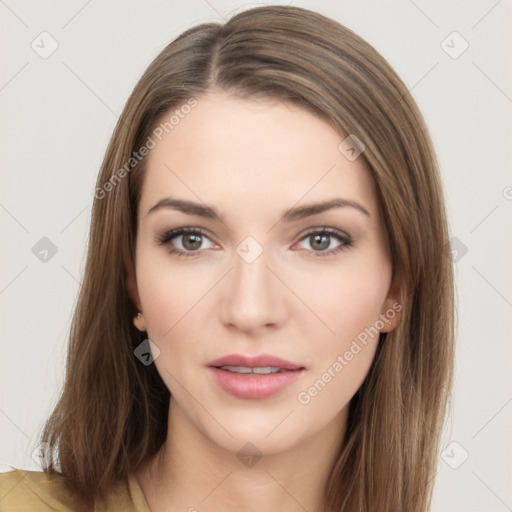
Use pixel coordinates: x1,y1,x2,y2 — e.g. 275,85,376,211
0,468,150,512
0,469,76,511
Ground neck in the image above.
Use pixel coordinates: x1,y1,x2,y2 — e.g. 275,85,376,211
137,397,348,512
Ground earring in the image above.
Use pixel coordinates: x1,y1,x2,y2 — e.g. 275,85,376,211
134,311,146,332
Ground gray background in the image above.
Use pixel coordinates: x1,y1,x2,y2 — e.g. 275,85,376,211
1,1,511,511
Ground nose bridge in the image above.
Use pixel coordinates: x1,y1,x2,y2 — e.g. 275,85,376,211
220,237,285,331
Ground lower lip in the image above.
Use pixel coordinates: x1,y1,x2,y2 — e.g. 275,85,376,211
207,367,305,400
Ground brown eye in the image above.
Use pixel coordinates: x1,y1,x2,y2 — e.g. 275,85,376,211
181,233,203,251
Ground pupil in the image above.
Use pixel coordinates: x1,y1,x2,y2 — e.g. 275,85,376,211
312,234,329,251
183,234,202,250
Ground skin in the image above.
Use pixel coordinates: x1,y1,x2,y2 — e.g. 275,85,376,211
127,90,401,512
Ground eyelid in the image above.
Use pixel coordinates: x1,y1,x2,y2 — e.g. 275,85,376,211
297,226,350,240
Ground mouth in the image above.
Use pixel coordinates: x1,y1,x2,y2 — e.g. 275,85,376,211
214,365,294,374
206,353,305,371
206,353,306,399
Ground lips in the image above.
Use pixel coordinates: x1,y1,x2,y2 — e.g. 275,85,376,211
206,353,304,371
206,353,306,399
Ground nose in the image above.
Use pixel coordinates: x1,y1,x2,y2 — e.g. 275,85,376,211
219,244,287,333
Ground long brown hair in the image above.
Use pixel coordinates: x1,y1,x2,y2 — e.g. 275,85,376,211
39,5,455,511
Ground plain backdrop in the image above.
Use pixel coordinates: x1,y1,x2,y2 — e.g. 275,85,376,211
1,1,511,511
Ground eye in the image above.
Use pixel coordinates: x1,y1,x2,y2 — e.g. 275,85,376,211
295,228,352,257
156,226,353,258
156,227,216,257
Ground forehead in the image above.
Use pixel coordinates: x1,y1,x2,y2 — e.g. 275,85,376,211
138,91,378,220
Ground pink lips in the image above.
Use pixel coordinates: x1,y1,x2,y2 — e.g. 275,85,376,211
206,353,306,400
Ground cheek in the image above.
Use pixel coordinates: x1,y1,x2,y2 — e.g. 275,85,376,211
293,261,388,399
134,254,223,392
295,256,390,346
135,252,217,340
295,284,383,415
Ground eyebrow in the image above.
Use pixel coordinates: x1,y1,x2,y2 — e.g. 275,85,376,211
146,196,371,222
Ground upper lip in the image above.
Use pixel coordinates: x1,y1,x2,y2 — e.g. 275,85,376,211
207,353,305,370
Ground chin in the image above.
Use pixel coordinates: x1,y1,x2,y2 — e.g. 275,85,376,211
195,409,308,456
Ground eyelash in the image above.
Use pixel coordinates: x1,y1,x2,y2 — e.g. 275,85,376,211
155,227,353,258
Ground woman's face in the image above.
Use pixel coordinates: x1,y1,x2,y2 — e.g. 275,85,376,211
129,90,401,455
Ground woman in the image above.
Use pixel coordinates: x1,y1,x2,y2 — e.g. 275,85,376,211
0,5,454,511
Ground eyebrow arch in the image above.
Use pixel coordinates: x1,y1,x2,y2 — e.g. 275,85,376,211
146,197,371,221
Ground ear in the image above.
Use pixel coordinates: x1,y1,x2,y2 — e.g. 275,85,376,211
378,271,403,333
126,263,147,332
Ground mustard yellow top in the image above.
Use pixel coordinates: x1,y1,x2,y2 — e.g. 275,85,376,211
0,469,151,511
